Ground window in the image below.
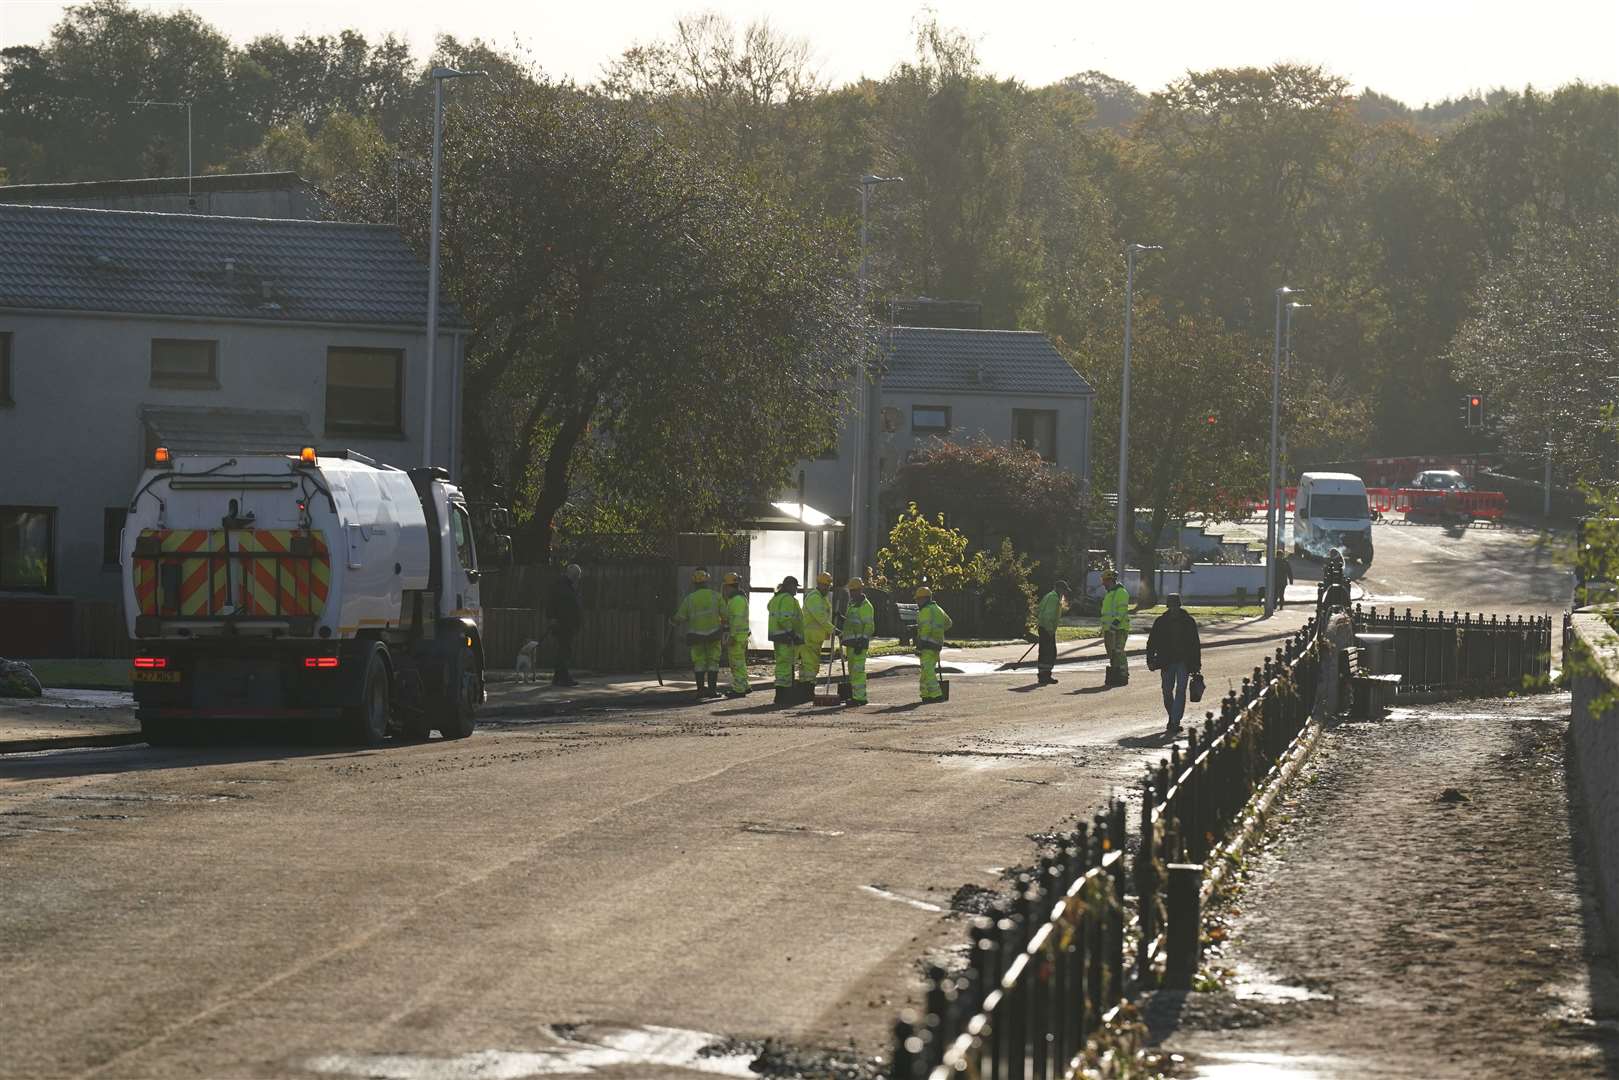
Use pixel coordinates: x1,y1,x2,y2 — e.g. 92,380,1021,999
326,347,403,435
150,338,219,388
103,507,128,568
912,405,951,433
0,332,11,404
450,503,478,572
1013,409,1058,462
0,507,54,591
1305,493,1369,520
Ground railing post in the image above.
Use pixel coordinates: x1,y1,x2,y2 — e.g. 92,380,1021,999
892,1013,922,1080
1136,775,1158,987
1165,863,1201,990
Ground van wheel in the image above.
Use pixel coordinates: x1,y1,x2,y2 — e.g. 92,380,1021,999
437,644,479,741
345,651,390,747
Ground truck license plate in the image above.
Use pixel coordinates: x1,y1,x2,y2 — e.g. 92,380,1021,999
132,670,181,684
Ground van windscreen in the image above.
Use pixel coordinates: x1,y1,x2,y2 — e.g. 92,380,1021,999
1309,493,1369,520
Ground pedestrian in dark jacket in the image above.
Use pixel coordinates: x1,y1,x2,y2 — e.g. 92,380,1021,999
547,564,584,686
1274,548,1294,609
1144,593,1201,734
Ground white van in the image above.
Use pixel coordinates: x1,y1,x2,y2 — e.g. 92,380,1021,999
1293,472,1374,574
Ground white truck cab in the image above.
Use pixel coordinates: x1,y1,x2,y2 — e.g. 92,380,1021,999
1293,472,1374,575
120,447,505,747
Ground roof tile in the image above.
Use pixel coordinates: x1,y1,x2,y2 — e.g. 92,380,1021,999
883,326,1093,397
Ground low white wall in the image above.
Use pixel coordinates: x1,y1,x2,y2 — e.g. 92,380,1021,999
1569,611,1619,956
1086,563,1266,602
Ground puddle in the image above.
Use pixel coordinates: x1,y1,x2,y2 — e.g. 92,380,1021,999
1230,963,1332,1004
739,821,845,838
1189,1050,1348,1078
48,791,246,804
861,884,946,913
305,1024,758,1078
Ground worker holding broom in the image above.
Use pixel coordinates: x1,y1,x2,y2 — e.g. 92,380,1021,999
672,567,724,699
767,577,803,703
915,586,953,703
840,578,876,706
721,572,751,698
799,571,835,698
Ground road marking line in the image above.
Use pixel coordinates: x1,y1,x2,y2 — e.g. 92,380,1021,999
861,884,946,912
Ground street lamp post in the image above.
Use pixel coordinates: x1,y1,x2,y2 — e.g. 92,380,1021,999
1116,243,1163,582
424,67,484,470
1266,286,1302,617
851,174,903,578
1279,301,1310,521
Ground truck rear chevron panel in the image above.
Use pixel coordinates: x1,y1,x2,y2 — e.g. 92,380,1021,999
133,530,330,618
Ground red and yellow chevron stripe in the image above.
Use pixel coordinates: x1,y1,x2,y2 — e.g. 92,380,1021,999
133,530,329,618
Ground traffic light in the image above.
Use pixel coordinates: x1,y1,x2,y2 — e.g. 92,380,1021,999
1466,393,1484,429
1206,413,1218,426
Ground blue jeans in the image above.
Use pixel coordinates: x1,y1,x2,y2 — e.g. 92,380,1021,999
1160,663,1189,727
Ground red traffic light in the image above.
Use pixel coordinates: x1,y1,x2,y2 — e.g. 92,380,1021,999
1206,414,1217,425
1470,397,1481,407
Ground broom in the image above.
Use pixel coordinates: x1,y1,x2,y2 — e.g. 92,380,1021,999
812,633,842,706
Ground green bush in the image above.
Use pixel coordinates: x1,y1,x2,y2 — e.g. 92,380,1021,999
980,539,1039,638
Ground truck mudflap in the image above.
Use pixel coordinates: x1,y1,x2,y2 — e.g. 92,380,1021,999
131,529,330,631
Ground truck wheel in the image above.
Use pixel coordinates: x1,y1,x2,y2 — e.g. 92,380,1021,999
346,651,390,747
437,644,479,741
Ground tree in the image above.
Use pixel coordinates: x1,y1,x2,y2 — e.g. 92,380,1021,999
331,75,868,560
873,503,989,593
881,436,1091,581
257,110,387,186
1446,214,1619,486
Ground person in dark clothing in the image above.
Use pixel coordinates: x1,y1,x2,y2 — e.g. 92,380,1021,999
1274,548,1294,609
547,564,584,686
1144,593,1201,734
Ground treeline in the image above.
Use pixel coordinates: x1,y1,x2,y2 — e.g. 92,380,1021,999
4,1,1616,556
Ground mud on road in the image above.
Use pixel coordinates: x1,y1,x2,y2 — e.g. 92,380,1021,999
1151,693,1619,1078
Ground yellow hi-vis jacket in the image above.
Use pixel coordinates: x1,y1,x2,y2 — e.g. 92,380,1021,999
1101,584,1131,632
767,592,802,644
674,587,723,643
802,588,833,643
842,597,875,652
1038,590,1063,633
916,601,952,651
725,592,749,641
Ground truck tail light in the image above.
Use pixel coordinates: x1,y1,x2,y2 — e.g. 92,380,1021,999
133,657,168,669
304,656,340,669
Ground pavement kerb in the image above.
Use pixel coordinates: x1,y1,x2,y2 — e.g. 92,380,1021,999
0,731,144,756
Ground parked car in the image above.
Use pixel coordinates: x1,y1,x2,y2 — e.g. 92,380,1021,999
1410,469,1469,491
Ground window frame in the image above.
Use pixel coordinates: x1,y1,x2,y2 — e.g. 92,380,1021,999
911,404,951,434
0,332,12,405
450,502,478,573
103,507,128,569
0,505,56,593
1012,408,1059,462
325,346,405,437
149,337,220,389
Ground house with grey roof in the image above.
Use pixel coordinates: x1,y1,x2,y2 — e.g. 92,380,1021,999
796,325,1095,570
0,203,463,652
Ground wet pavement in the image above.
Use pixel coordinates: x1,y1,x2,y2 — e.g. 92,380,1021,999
1151,693,1619,1078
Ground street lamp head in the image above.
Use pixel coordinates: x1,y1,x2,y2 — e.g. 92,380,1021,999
431,67,486,81
861,174,904,186
1288,301,1311,310
1276,285,1303,296
1128,243,1164,253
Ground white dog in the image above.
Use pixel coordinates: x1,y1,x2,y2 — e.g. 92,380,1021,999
514,639,542,682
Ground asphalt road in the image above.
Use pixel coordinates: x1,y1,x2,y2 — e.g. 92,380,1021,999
0,519,1570,1080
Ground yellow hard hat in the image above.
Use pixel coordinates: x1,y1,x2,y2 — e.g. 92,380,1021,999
914,585,932,601
817,571,833,587
722,572,740,586
691,568,710,584
847,577,865,590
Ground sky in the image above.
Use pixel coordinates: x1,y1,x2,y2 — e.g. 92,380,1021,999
2,0,1616,105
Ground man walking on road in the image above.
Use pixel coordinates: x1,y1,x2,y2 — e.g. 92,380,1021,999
721,572,751,698
673,567,724,699
1145,593,1201,734
767,577,803,702
1100,570,1131,687
1274,548,1294,610
915,586,953,703
546,563,583,687
799,572,835,695
840,577,875,706
1036,580,1070,685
